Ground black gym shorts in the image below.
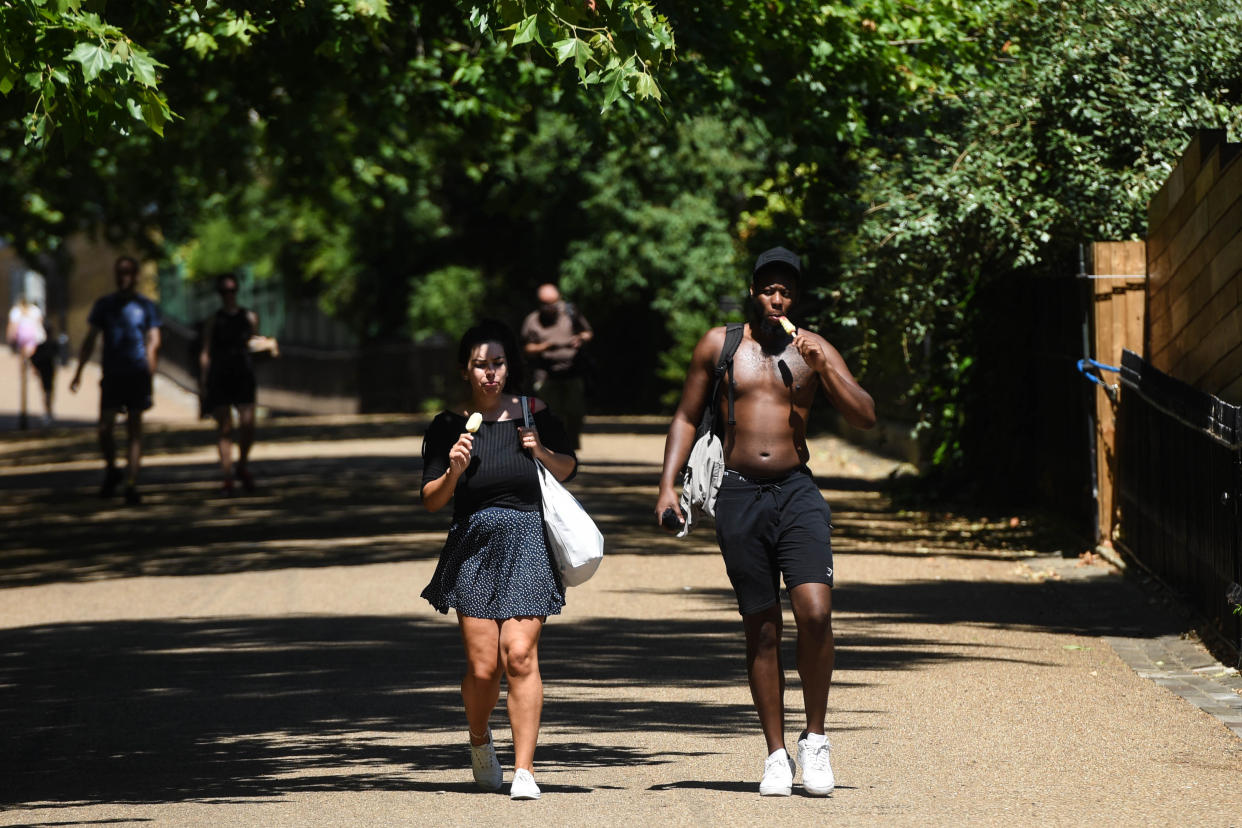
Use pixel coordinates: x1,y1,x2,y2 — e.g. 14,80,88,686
713,466,834,616
100,369,153,413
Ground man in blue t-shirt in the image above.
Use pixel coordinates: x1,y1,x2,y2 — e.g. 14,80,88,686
70,255,162,505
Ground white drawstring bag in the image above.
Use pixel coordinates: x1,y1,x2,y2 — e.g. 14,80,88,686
521,397,603,586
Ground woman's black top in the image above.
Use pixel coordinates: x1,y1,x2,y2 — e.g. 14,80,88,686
209,308,254,370
421,408,577,521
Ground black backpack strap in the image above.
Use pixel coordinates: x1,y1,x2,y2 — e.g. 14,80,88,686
709,323,745,429
696,323,746,439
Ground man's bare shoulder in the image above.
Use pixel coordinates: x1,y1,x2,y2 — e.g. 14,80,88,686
683,325,734,372
697,324,740,356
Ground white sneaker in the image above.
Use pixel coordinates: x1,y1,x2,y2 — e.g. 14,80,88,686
759,748,795,796
797,732,835,796
470,732,502,791
510,767,541,800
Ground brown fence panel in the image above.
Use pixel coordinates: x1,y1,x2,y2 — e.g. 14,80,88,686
1088,242,1146,542
1146,130,1242,404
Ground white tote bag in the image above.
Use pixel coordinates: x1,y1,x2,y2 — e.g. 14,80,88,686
534,459,604,586
521,397,603,586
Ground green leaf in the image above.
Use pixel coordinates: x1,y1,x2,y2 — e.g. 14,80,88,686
140,98,167,136
634,71,660,101
601,65,627,109
553,37,580,66
510,14,539,46
66,42,112,82
129,51,157,86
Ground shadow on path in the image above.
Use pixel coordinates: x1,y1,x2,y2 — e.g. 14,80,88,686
0,420,1195,808
0,567,1192,807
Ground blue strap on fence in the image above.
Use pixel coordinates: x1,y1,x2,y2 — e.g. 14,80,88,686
1077,358,1120,398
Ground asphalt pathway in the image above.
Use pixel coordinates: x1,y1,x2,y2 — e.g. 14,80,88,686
2,352,1241,826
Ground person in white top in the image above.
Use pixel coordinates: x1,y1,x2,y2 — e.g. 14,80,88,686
7,296,52,424
7,296,46,358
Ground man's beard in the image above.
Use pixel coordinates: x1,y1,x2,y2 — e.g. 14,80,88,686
746,296,783,336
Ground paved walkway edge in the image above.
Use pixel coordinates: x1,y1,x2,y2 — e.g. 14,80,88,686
1105,634,1242,740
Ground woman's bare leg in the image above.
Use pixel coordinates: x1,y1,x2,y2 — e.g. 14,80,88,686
499,616,545,770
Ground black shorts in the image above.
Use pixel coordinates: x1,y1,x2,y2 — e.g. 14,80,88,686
100,370,152,413
205,365,257,409
714,466,834,616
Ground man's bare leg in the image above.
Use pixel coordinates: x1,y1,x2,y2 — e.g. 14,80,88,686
742,603,786,753
98,411,118,468
97,408,122,496
125,409,144,485
789,583,834,735
790,582,836,795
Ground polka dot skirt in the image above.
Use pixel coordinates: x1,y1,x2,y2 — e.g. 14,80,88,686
422,506,565,619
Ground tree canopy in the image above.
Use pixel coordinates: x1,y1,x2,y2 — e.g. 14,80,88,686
4,0,1242,474
1,0,674,148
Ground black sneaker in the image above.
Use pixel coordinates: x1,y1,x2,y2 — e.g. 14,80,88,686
100,467,123,497
124,485,142,506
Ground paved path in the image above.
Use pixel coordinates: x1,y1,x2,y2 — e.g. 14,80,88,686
2,352,1241,826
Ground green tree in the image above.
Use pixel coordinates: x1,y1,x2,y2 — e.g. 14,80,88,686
0,0,673,150
848,0,1242,468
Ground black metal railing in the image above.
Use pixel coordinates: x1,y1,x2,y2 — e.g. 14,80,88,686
158,316,457,415
1116,349,1242,657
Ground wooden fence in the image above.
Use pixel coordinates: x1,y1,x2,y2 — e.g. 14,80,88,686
1146,129,1242,403
1108,129,1242,658
1088,242,1146,542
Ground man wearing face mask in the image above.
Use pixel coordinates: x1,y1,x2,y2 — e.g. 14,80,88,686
655,246,876,798
520,283,593,450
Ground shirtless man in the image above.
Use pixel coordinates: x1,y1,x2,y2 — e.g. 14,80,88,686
655,246,876,797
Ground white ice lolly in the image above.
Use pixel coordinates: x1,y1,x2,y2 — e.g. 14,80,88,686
466,412,483,433
779,316,796,335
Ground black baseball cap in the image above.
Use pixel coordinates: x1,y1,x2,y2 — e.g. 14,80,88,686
752,246,802,281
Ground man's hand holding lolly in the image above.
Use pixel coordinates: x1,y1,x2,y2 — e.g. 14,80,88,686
780,315,833,375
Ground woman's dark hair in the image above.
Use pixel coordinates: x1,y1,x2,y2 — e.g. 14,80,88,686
216,271,241,291
457,318,524,393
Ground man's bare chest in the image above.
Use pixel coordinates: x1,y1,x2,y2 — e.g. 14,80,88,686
729,341,819,399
